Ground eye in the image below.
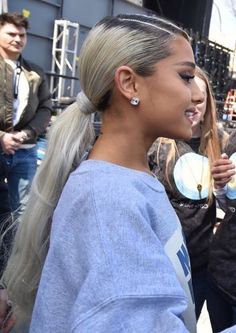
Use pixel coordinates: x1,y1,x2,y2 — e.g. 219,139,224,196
179,73,195,83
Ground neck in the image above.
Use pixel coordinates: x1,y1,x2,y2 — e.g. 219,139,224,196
191,125,201,138
88,103,155,173
89,131,151,174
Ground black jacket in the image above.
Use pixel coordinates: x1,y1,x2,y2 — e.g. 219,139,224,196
208,131,236,302
149,137,216,271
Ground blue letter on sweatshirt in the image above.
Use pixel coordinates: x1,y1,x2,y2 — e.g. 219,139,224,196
177,244,190,277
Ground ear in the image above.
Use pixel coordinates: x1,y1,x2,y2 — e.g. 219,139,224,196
114,66,138,101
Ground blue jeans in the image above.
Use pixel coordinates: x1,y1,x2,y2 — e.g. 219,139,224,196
207,276,236,332
0,146,37,220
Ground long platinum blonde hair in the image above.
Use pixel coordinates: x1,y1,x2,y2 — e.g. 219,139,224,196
2,14,189,322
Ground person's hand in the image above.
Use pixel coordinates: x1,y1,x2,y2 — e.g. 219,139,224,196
12,131,28,143
0,132,26,155
0,289,16,333
211,153,236,189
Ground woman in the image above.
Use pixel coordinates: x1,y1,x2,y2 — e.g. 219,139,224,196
1,14,204,333
208,131,236,332
149,67,229,319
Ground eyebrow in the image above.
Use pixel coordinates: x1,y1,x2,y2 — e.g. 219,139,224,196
6,31,26,35
175,61,196,69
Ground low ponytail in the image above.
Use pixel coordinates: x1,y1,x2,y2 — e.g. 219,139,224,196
2,100,95,322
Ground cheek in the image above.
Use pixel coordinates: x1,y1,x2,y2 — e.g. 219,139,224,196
200,104,207,119
1,38,8,44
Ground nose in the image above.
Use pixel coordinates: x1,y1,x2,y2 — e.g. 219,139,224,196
191,79,204,105
14,34,21,42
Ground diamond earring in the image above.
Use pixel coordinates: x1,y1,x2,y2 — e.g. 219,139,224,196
130,97,140,106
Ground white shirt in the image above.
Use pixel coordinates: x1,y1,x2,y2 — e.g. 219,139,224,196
5,58,29,126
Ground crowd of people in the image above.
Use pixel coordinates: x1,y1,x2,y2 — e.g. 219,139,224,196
0,10,235,333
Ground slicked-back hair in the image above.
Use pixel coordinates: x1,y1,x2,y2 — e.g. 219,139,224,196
0,12,29,29
79,14,189,112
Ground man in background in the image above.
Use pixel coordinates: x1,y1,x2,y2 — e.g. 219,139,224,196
0,12,52,276
0,12,52,220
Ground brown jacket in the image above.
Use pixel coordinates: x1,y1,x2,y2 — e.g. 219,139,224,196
0,56,52,144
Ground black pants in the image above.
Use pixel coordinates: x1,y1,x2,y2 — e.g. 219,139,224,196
207,277,236,332
192,266,208,320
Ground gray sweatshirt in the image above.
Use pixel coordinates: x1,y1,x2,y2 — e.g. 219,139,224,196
30,160,197,332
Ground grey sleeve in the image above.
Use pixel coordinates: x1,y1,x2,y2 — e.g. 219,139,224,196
220,325,236,333
213,186,227,212
72,297,190,333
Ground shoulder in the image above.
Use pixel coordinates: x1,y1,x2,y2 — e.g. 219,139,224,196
56,160,167,224
51,160,177,265
149,137,174,155
149,138,179,165
93,163,165,211
22,58,45,76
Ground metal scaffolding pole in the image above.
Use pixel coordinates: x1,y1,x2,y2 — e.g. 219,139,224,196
50,19,79,103
0,0,8,14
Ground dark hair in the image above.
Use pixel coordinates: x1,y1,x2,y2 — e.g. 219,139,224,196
0,12,29,30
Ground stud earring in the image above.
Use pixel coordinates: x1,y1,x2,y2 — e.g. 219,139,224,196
130,97,140,106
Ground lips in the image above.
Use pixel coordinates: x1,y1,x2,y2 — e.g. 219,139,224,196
12,44,22,48
184,107,197,125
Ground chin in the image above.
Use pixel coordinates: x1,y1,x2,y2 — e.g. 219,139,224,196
171,128,192,141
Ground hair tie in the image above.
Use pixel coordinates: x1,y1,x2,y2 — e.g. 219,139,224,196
76,91,96,114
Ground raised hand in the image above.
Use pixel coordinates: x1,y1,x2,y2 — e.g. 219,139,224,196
211,153,236,189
